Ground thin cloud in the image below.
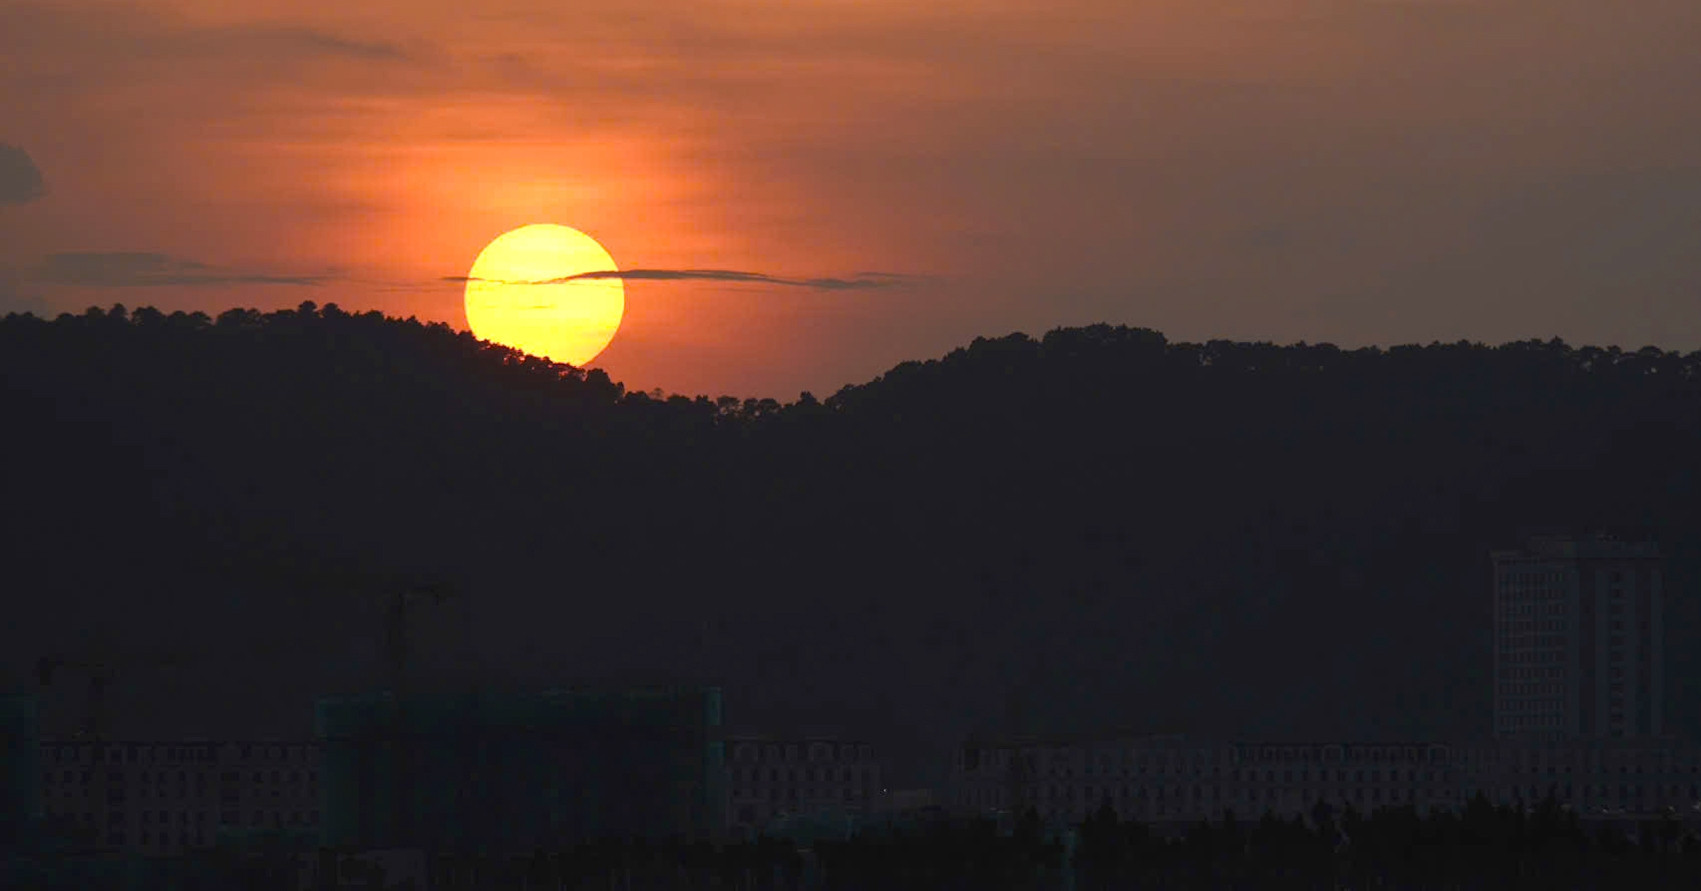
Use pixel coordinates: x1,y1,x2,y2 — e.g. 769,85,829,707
33,252,328,288
0,5,424,101
0,144,46,205
219,25,414,63
446,268,925,290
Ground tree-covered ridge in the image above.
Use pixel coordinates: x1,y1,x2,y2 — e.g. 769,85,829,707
15,303,1697,418
5,305,1701,776
10,304,1697,434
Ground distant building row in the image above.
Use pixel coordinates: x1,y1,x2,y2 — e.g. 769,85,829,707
28,728,1701,859
723,736,883,835
952,735,1701,827
950,533,1684,830
36,740,318,855
4,687,892,857
1,532,1684,861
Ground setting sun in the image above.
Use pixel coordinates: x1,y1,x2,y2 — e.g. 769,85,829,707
463,224,625,367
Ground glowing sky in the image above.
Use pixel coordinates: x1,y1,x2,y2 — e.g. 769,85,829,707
2,0,1699,396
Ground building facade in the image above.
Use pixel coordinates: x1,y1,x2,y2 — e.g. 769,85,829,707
952,735,1701,828
316,686,724,852
723,736,881,836
1492,535,1664,740
37,739,319,856
1,696,40,847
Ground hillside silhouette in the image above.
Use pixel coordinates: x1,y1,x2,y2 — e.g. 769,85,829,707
5,302,1701,782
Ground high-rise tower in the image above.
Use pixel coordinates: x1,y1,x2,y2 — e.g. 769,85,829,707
1491,535,1663,740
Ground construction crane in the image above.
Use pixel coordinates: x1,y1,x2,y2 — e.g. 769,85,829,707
324,574,460,849
35,655,116,850
35,656,114,742
35,651,185,851
34,650,206,740
254,556,467,691
241,555,470,848
364,579,459,849
1004,683,1033,826
384,580,460,696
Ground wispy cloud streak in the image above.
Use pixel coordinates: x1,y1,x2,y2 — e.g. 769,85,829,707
0,144,47,205
232,26,412,62
33,252,328,288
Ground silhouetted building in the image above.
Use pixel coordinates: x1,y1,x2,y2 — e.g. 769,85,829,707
955,736,1464,826
316,686,724,852
953,734,1701,828
1,696,40,848
297,847,431,890
1492,535,1664,740
877,788,938,814
37,739,319,855
723,735,881,836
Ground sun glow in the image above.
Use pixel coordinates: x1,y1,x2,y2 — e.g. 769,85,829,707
463,224,625,367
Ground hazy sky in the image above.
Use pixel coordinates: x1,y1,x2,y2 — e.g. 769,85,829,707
3,0,1698,396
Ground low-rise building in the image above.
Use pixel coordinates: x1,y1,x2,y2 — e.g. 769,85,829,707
724,736,881,836
316,686,725,852
953,735,1701,828
38,739,319,855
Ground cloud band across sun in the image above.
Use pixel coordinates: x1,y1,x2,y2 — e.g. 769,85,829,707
20,255,918,294
445,269,925,291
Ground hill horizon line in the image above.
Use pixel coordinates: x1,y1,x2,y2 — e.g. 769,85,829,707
12,299,1695,402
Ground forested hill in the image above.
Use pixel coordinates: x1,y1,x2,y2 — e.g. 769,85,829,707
6,303,1701,782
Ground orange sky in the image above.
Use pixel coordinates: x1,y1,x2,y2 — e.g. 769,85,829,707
3,0,1699,396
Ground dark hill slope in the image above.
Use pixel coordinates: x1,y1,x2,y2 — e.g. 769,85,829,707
5,306,1701,781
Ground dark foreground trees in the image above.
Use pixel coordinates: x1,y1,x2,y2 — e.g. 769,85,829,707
817,799,1701,891
11,802,1700,890
1057,796,1701,891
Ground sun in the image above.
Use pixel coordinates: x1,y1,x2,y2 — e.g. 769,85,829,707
463,223,625,367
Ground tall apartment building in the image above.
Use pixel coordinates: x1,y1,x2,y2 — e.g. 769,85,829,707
1,696,41,844
1492,535,1664,741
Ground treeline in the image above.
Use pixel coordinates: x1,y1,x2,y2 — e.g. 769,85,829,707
7,304,1701,770
1053,797,1701,890
819,800,1701,890
22,803,1701,890
9,834,808,891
